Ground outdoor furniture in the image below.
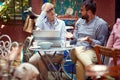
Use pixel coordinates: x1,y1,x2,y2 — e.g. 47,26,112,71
94,44,120,65
29,46,74,80
85,64,120,80
0,34,12,57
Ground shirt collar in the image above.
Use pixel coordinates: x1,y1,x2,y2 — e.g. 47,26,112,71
85,16,97,24
45,17,59,26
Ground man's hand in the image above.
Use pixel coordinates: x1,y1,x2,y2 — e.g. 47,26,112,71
78,36,92,44
28,7,32,11
65,32,73,38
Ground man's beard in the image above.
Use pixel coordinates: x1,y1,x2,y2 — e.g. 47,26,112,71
81,15,89,20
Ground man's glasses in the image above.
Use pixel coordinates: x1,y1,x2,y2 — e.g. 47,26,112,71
47,8,54,12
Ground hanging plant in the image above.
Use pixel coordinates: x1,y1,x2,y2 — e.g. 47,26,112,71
0,0,12,22
0,0,12,15
0,0,30,23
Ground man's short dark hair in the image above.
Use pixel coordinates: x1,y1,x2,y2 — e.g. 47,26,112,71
81,0,96,14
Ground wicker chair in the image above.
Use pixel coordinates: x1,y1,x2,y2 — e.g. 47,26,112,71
85,45,120,80
94,44,120,65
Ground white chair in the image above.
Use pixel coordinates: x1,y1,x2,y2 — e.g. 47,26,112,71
0,34,12,57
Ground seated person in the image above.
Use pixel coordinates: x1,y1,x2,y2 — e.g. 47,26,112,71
70,0,108,80
106,18,120,65
29,2,66,80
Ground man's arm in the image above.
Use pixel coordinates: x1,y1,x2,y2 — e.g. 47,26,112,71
76,23,108,46
73,19,81,39
61,21,66,41
91,23,108,46
35,11,46,28
35,3,54,28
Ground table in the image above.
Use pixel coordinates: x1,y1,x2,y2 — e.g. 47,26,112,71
29,46,74,80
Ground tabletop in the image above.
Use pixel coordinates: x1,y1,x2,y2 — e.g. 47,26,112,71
29,46,74,52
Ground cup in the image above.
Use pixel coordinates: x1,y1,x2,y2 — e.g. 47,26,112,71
33,42,38,47
61,41,65,48
66,41,70,47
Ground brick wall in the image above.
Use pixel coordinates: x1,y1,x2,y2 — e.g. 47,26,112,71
95,0,115,26
31,0,43,15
